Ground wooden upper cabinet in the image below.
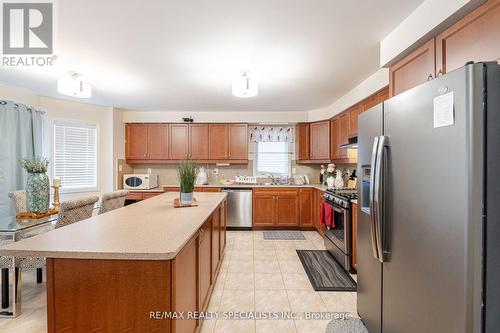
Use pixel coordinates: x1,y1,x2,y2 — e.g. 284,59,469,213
376,87,389,104
330,117,341,160
209,124,228,159
296,123,310,161
147,124,169,159
189,124,209,160
339,113,349,146
170,124,189,160
348,104,362,138
125,124,148,159
298,188,314,227
389,38,436,97
309,120,330,160
436,0,500,74
228,124,248,160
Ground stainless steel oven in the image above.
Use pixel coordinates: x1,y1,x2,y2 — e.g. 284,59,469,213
322,193,354,273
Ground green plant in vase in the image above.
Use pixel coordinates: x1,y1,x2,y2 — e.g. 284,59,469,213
21,157,50,213
177,160,199,205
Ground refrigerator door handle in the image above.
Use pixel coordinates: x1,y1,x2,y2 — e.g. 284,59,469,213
369,137,380,260
374,135,388,263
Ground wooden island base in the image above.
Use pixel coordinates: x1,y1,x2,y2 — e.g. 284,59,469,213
45,200,226,333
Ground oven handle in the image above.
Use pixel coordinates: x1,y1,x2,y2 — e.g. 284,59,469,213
374,135,388,263
369,137,380,260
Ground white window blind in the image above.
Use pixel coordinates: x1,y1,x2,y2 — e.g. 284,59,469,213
53,121,97,192
255,142,290,176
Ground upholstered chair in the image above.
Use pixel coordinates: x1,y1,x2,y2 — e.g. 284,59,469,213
98,190,129,215
55,196,99,229
11,196,99,285
8,190,26,214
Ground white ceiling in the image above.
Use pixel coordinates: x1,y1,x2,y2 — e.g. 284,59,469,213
0,0,423,111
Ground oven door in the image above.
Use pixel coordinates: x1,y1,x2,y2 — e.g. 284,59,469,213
323,201,350,254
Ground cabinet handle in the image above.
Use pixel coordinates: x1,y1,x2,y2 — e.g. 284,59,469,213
427,74,433,81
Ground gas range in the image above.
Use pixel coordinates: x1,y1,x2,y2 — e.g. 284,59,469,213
323,188,358,208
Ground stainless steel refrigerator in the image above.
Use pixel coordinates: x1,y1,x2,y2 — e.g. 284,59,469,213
357,62,500,333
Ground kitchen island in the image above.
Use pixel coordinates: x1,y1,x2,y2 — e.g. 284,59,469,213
0,192,227,333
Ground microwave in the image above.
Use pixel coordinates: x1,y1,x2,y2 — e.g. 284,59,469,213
123,174,158,190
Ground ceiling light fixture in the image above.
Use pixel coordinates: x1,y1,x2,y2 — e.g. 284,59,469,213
57,71,92,98
232,70,258,98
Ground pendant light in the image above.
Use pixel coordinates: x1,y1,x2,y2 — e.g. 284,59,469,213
57,71,92,98
232,70,258,98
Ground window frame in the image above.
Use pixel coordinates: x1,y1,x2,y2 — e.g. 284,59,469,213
51,118,100,194
253,141,292,177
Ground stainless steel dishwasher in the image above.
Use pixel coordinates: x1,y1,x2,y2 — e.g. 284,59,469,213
221,188,252,229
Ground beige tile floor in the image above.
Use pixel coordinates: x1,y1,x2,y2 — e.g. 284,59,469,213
0,230,358,333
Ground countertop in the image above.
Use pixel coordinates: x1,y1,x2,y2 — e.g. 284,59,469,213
162,183,330,191
0,192,226,261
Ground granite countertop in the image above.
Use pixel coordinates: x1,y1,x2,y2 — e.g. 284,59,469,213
0,192,226,261
162,183,329,191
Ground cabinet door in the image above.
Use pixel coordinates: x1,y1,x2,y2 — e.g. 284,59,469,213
203,187,221,192
276,192,299,227
252,194,276,226
348,105,362,138
209,124,228,159
147,124,169,159
189,124,209,160
315,190,324,236
330,118,340,160
172,236,198,333
298,188,314,227
296,123,310,161
170,124,189,160
310,121,330,160
198,219,212,311
389,38,436,97
211,208,220,281
125,124,148,159
436,0,500,74
352,203,358,270
376,87,389,104
228,124,248,160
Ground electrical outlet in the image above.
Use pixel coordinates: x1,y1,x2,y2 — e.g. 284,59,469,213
147,168,152,174
292,167,297,175
118,164,123,172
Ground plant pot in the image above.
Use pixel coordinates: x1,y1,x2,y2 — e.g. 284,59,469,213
26,172,50,213
326,176,335,188
180,191,194,205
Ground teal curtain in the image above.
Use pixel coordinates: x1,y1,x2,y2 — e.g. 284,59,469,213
0,100,45,217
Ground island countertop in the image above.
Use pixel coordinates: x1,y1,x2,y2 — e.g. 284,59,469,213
0,192,227,261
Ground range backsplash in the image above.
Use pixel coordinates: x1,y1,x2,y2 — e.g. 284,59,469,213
117,160,357,188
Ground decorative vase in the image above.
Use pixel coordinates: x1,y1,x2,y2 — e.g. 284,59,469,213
26,172,50,213
334,170,344,189
180,191,193,205
326,176,335,188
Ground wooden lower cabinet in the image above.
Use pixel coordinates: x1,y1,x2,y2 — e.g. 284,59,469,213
298,188,314,227
352,202,358,270
198,218,212,311
253,188,317,228
172,236,198,333
314,189,325,236
125,191,163,201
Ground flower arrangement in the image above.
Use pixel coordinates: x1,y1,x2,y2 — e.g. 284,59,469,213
324,163,336,179
21,157,49,173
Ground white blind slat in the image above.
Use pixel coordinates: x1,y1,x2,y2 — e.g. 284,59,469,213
255,142,290,176
53,121,97,191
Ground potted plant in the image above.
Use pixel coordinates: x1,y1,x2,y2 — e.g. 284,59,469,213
324,163,336,188
177,160,199,205
21,157,50,213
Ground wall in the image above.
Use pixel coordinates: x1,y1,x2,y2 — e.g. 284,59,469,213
307,68,389,122
380,0,483,66
122,110,308,124
0,83,115,201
